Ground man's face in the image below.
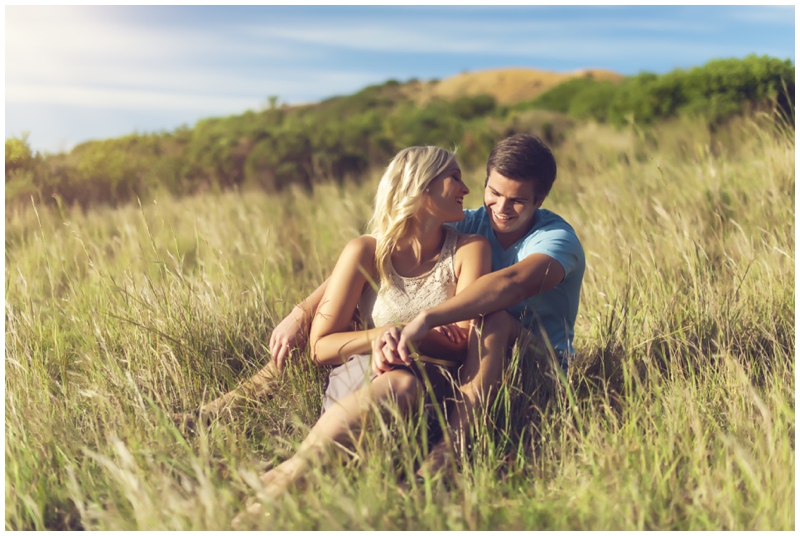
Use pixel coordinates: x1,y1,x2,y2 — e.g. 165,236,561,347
484,169,542,242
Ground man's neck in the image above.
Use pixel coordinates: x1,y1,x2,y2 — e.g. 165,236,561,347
494,211,538,250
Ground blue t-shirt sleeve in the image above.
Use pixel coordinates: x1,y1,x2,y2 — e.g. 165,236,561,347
523,228,583,278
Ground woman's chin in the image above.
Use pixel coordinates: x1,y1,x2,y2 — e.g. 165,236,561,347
446,211,466,223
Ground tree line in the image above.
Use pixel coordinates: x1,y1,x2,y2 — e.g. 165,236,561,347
6,55,793,210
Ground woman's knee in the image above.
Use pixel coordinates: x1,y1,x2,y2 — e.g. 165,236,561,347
380,370,422,406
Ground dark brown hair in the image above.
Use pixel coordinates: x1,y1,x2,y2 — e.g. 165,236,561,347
486,134,557,202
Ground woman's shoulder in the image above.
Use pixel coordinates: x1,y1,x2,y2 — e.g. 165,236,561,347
452,231,491,280
342,234,377,256
349,234,377,247
453,232,491,267
455,232,490,251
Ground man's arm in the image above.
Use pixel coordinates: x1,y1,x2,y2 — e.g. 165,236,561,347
396,253,564,362
269,277,329,370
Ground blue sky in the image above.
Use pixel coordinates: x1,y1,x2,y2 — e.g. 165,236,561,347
6,5,795,154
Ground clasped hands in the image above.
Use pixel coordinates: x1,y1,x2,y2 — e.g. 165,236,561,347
371,313,466,375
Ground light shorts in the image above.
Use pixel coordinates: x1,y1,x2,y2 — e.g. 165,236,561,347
321,354,458,415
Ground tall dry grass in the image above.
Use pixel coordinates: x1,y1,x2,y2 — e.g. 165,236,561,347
5,114,794,529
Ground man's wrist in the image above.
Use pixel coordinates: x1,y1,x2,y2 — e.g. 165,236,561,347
417,310,433,331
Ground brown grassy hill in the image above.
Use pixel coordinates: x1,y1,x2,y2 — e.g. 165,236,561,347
400,67,623,106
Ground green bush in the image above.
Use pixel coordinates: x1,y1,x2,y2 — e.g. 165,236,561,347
529,55,794,126
521,77,604,114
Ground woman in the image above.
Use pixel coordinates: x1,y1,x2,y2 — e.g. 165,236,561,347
237,146,491,519
175,147,480,428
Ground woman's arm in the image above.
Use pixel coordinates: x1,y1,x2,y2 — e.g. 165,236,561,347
308,236,392,366
451,233,494,328
372,233,492,374
269,277,330,370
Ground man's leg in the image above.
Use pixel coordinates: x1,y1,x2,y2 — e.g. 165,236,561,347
421,310,519,476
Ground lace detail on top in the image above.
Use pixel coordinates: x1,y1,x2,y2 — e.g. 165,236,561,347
358,226,459,328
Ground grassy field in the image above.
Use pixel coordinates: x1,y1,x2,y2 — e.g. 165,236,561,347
5,114,794,530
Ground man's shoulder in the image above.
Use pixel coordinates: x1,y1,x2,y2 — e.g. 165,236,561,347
533,208,577,235
517,209,585,280
521,209,584,258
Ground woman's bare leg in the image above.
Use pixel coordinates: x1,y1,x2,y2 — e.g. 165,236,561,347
232,369,422,527
200,361,280,416
259,369,422,498
173,361,281,430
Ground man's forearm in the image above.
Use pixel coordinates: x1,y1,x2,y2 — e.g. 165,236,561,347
423,270,524,328
423,254,564,329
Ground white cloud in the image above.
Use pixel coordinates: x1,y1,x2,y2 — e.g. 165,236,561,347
237,16,732,60
6,6,303,88
6,65,387,111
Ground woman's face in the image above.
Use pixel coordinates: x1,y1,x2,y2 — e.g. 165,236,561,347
422,161,470,223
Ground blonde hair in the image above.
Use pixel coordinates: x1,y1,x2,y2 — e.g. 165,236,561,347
368,146,457,284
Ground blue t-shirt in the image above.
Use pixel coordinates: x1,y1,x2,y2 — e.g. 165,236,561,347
452,206,585,355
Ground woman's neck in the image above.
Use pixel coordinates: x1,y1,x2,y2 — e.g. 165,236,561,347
391,216,446,276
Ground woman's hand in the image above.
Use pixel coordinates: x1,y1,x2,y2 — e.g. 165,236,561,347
371,326,410,375
269,306,309,371
433,322,467,344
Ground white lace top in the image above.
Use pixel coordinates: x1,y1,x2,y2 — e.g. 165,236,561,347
357,226,458,328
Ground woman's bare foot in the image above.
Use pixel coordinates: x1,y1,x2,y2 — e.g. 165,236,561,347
231,497,272,530
259,456,311,499
230,457,310,529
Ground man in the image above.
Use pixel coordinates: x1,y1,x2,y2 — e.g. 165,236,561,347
369,133,584,471
219,135,584,466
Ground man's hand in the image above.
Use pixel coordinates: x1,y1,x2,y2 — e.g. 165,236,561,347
397,312,431,364
371,326,411,376
269,307,309,371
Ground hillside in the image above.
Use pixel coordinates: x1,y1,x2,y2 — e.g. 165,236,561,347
418,67,623,105
292,67,622,115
